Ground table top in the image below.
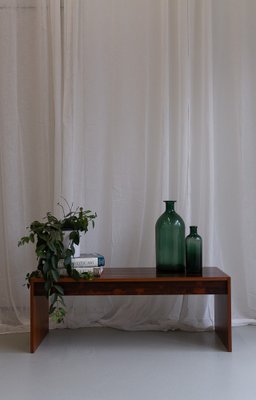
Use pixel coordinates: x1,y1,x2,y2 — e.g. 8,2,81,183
31,267,230,283
100,267,230,280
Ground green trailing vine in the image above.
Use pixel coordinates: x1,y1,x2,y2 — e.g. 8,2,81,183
18,201,97,323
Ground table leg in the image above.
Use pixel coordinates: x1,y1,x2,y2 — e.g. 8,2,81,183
214,278,232,352
30,282,49,353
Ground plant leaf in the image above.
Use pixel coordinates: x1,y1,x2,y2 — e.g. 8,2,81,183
51,269,60,282
54,284,64,295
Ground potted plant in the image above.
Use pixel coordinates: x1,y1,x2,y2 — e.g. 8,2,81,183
18,200,97,323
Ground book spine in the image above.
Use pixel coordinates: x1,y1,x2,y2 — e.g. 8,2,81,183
58,257,105,268
58,266,103,277
72,257,105,267
76,267,103,275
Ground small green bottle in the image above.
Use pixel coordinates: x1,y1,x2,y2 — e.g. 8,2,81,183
185,226,202,275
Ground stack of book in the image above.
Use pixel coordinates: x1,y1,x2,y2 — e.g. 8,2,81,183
58,253,105,277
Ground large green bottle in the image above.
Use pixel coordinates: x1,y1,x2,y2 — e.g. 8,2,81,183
185,226,202,275
155,200,185,273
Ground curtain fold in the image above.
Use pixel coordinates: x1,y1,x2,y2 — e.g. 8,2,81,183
0,0,256,333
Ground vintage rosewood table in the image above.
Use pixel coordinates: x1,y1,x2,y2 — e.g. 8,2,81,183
30,267,232,353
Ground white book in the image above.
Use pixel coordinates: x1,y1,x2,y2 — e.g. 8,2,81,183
58,266,103,277
58,253,105,268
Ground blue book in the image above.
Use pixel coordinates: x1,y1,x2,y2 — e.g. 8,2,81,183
58,253,105,268
72,253,105,267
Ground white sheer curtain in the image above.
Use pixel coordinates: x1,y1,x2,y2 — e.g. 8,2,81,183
0,0,256,333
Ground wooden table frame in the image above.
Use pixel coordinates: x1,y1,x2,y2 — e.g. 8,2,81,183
30,267,232,353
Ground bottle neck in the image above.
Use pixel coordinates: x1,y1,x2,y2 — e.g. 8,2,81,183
190,226,198,235
164,200,176,212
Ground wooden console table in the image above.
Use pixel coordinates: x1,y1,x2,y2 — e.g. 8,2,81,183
30,267,232,353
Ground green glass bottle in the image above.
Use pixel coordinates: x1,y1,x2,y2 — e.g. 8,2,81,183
155,200,185,274
185,226,202,275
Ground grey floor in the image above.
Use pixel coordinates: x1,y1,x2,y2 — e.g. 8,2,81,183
0,326,255,400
